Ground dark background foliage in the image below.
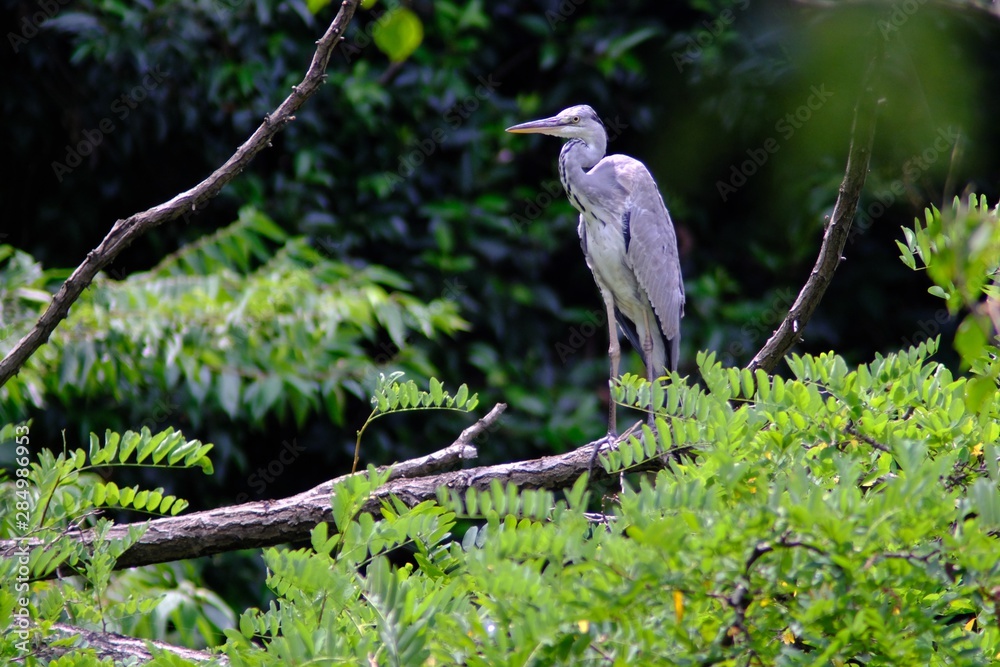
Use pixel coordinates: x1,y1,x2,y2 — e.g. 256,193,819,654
3,0,1000,606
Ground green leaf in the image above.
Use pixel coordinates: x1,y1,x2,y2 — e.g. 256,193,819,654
89,432,101,463
119,485,136,508
239,613,255,638
119,431,140,463
897,240,917,270
928,285,949,299
455,384,469,408
218,371,242,419
105,482,120,506
373,7,424,63
92,483,107,506
429,377,444,405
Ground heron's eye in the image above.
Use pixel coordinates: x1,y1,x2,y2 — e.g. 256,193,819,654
571,116,580,123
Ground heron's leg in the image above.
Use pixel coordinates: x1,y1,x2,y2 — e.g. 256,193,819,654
602,290,620,437
641,309,657,425
589,289,620,477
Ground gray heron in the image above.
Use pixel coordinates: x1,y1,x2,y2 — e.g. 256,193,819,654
507,105,685,451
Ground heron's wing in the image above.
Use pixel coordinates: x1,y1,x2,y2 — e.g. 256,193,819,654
621,167,685,365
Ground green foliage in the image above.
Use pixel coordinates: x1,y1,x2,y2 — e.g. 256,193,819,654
371,6,424,63
0,208,468,437
226,468,460,666
0,427,225,664
214,344,1000,664
898,194,999,312
2,426,210,537
111,562,237,649
353,371,478,471
369,371,478,415
898,193,1000,370
0,247,61,421
438,480,560,523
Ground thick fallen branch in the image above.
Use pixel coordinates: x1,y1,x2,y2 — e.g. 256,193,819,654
747,49,883,374
0,0,362,388
34,623,226,665
0,404,496,572
0,406,663,579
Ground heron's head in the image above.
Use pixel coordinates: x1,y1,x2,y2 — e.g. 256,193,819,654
506,105,605,141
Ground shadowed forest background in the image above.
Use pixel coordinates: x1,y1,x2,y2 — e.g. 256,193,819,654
2,0,1000,615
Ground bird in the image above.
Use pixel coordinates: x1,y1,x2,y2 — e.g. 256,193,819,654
506,105,684,458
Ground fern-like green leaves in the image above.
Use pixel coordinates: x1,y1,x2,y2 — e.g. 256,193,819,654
23,427,213,525
353,372,480,472
370,371,478,414
88,427,212,473
0,426,212,588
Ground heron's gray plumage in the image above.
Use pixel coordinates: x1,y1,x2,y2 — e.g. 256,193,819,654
580,151,684,373
507,104,685,439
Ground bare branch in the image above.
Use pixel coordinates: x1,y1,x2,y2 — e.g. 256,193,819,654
0,0,362,388
747,49,884,374
450,402,507,449
0,407,671,579
36,623,226,665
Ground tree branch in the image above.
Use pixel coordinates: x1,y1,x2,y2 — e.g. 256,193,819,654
747,49,883,374
0,407,671,579
34,623,226,665
0,0,362,388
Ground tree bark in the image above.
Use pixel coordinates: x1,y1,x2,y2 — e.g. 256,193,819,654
34,623,226,665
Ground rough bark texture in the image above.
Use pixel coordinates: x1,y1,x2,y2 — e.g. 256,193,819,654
37,623,226,665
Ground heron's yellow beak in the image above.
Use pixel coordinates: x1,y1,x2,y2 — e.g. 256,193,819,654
505,117,563,134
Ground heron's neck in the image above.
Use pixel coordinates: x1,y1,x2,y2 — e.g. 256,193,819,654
559,136,606,177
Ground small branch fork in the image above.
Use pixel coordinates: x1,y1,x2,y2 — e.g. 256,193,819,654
0,0,362,388
747,47,884,374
